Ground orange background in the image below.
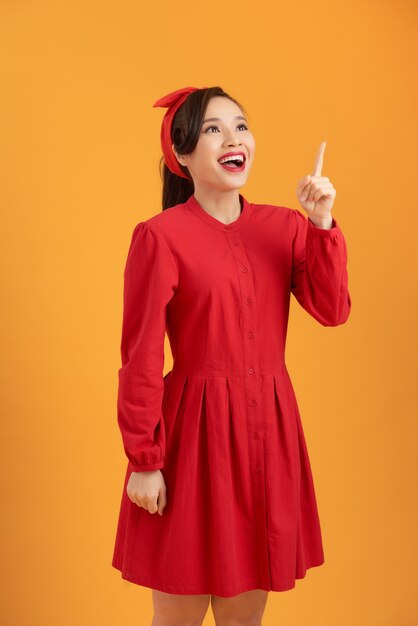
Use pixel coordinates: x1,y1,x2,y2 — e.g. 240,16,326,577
1,1,417,624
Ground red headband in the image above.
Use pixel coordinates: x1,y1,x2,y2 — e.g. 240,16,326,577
153,86,208,179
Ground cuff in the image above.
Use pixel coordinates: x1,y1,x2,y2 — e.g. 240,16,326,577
129,460,164,472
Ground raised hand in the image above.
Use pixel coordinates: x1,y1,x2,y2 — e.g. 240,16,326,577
296,141,336,226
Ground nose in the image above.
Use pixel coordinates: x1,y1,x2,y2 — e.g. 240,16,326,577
223,132,242,147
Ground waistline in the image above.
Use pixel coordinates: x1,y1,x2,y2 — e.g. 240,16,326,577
169,362,286,378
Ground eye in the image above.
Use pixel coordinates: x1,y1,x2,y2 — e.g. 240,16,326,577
203,123,249,133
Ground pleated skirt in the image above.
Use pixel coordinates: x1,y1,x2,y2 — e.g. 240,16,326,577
112,364,325,597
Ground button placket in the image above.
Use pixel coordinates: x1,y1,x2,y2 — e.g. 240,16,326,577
224,227,271,587
224,231,264,455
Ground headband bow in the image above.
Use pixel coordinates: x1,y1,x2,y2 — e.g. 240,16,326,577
153,86,208,179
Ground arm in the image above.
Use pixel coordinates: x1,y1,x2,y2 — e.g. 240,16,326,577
117,221,178,471
290,208,352,326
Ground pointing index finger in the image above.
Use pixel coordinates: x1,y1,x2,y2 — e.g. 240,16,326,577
312,141,327,176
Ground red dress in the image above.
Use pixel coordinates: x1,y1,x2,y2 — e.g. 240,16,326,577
111,192,351,597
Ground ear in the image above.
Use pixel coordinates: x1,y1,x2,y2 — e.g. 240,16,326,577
172,143,185,164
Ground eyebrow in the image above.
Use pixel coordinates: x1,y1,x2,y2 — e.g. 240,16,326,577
202,116,247,123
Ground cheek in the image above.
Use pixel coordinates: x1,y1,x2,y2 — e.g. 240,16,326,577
198,137,221,158
189,155,218,178
197,151,219,171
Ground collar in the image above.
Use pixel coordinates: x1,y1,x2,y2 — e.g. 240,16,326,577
185,193,253,231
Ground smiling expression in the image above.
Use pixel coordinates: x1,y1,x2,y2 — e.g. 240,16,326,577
172,96,256,192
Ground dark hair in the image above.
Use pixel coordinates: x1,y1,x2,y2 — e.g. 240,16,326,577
157,86,248,211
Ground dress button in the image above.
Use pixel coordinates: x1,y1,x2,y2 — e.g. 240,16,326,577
246,298,252,305
224,225,231,230
248,367,255,374
250,399,257,406
241,266,248,273
253,432,260,439
247,331,254,339
232,240,239,245
255,465,261,472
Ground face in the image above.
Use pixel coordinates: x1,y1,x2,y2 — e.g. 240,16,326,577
172,96,255,192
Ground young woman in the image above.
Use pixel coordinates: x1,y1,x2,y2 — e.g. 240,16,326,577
112,85,351,625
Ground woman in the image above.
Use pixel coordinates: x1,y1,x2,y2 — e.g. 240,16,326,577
112,85,351,625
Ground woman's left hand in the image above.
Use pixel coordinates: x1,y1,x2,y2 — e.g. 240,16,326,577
296,142,336,226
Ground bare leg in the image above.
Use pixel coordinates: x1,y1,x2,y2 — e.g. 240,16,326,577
210,589,269,626
151,589,211,626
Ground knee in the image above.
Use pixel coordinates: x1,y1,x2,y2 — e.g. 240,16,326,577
212,603,264,626
151,591,210,626
210,590,268,626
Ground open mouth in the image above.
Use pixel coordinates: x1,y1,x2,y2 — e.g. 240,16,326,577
217,156,246,172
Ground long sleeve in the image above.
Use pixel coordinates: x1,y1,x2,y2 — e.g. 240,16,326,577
117,221,178,471
290,208,351,326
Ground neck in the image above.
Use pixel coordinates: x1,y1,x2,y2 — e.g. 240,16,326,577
193,187,242,222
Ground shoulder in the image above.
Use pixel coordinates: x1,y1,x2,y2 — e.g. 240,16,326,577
251,201,306,228
252,200,303,215
131,202,189,239
128,200,306,244
126,204,190,272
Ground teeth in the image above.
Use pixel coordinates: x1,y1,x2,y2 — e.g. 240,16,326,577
218,154,244,164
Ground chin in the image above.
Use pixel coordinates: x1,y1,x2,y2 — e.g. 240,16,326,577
218,181,246,193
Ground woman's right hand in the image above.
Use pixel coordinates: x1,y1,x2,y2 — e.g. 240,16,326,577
126,470,167,516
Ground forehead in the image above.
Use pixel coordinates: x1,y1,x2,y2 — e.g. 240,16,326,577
204,96,244,119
